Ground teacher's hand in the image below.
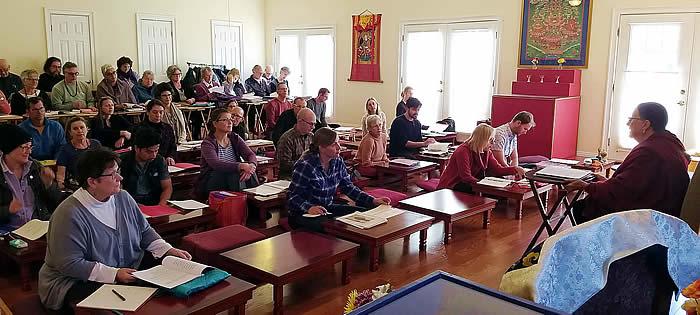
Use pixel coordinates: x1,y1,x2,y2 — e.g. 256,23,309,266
166,248,192,260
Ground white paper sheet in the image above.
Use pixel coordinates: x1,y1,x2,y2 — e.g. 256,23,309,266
12,219,49,241
363,204,405,219
549,158,581,165
535,166,591,179
477,177,512,188
131,256,209,289
168,166,184,173
77,284,157,312
168,200,208,210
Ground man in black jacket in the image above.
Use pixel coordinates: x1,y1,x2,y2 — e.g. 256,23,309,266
0,124,62,230
244,65,270,97
120,128,172,206
135,100,178,165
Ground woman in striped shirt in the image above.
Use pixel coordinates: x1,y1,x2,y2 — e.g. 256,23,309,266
195,109,258,199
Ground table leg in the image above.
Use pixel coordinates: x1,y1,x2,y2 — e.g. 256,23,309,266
259,206,267,228
199,110,208,138
185,111,193,141
515,200,523,220
369,246,379,272
541,191,549,212
403,235,410,242
342,258,351,284
443,220,452,245
482,210,491,229
401,175,409,193
20,264,31,291
419,228,428,250
273,284,284,315
229,303,246,315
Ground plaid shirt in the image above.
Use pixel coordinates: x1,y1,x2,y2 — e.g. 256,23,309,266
287,152,374,216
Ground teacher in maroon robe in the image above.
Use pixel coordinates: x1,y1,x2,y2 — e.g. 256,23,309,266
567,102,690,222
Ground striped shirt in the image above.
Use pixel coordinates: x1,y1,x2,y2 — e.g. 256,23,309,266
287,152,374,216
217,144,237,163
491,123,518,158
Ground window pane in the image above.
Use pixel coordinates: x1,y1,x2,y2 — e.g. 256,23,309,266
278,34,302,96
404,31,444,124
446,28,495,131
304,34,334,116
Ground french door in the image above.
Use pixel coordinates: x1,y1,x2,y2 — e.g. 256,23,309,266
274,27,335,117
608,13,700,159
400,20,499,131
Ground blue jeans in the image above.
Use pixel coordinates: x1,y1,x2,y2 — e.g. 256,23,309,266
288,204,368,233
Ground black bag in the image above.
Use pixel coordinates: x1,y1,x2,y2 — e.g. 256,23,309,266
436,117,455,132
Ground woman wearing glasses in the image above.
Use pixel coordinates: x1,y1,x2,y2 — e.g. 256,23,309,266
166,65,195,105
196,109,258,199
154,83,188,144
96,64,137,107
38,148,191,312
10,69,51,116
0,124,61,231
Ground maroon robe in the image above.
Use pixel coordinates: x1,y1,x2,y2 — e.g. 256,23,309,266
583,131,689,219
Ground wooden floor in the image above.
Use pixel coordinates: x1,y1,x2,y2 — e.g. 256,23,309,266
0,189,572,314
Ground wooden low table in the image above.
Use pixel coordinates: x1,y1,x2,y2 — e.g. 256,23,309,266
220,231,358,315
376,161,438,193
414,153,451,174
75,276,255,315
246,192,287,227
398,189,497,244
471,182,553,219
0,237,46,291
256,157,280,180
149,208,217,235
323,211,433,271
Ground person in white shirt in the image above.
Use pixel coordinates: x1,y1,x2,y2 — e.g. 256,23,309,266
491,111,535,167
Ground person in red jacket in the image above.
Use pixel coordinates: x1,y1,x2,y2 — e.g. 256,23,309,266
437,124,525,193
567,102,690,222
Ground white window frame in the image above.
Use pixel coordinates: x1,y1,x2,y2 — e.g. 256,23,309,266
211,20,244,70
136,13,178,76
601,6,700,156
44,8,98,86
398,16,502,126
273,24,336,120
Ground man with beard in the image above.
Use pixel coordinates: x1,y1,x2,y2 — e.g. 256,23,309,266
38,57,64,94
388,97,435,158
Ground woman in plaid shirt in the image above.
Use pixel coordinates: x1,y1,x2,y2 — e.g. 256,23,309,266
287,127,390,232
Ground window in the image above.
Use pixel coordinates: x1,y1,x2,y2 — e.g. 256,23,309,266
274,27,336,117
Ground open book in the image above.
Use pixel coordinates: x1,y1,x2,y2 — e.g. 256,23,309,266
390,158,419,167
131,256,211,289
476,177,513,188
243,180,291,196
77,284,157,312
336,212,388,229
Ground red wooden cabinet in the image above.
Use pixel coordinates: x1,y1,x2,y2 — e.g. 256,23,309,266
491,69,581,159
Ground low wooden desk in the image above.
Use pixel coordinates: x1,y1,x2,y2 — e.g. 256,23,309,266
170,168,200,188
220,231,358,315
522,169,588,257
256,157,279,180
414,153,451,174
246,192,287,227
246,140,275,152
376,161,438,193
238,100,268,137
74,276,256,315
0,114,24,124
178,104,215,140
423,132,457,144
471,182,553,219
0,237,46,291
323,211,433,271
149,208,217,235
398,189,497,244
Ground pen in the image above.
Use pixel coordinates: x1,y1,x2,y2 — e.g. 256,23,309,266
112,289,126,301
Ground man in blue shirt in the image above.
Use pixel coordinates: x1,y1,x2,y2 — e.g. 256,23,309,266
388,97,435,158
18,97,66,160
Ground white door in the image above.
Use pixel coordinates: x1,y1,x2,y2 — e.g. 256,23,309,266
211,21,243,70
608,14,696,159
137,15,176,82
401,25,445,125
47,12,95,85
400,20,500,131
274,28,335,117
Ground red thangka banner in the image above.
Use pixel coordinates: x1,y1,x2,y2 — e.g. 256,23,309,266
349,14,382,82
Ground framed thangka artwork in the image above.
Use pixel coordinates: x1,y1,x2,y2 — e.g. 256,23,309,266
518,0,592,68
349,13,382,82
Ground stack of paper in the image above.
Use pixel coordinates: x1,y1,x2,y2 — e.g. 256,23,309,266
390,159,419,167
168,200,208,210
334,126,354,132
363,204,405,219
477,177,512,188
535,166,591,180
549,158,580,165
132,256,211,289
12,219,49,241
77,284,157,312
256,156,274,162
241,93,262,101
208,86,225,94
425,142,449,155
336,212,387,229
246,139,274,147
243,180,291,196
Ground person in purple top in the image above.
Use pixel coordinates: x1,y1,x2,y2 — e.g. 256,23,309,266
0,124,62,230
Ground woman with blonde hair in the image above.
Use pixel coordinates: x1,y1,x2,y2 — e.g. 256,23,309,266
10,69,51,115
437,123,525,193
396,86,413,117
223,68,246,97
287,127,390,232
361,97,387,136
166,65,195,105
355,115,389,177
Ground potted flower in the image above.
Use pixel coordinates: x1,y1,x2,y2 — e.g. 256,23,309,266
531,57,539,69
344,284,392,313
682,279,700,314
557,58,566,70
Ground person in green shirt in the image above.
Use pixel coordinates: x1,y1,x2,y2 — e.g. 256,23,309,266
50,62,95,111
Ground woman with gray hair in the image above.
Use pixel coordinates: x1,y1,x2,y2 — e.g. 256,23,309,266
193,66,220,103
355,114,390,176
96,64,137,107
166,65,195,105
131,70,156,103
10,69,51,115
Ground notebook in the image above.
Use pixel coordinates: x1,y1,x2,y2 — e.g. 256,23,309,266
132,256,212,289
76,284,157,312
139,205,180,218
168,200,208,210
390,159,419,167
